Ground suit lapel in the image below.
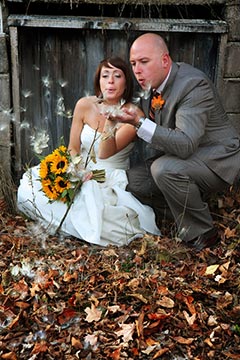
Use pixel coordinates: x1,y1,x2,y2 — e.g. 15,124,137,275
154,62,179,125
141,62,179,124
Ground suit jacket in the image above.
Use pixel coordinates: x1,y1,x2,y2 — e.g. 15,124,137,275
138,62,240,185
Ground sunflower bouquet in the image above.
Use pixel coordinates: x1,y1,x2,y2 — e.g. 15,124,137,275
39,145,105,206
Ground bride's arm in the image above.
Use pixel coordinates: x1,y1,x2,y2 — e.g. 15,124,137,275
98,104,143,159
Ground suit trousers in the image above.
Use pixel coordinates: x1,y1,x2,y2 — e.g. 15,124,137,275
127,155,228,242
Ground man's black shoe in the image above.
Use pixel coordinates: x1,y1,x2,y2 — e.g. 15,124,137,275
187,227,220,251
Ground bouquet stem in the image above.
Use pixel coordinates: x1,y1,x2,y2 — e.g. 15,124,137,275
54,180,82,236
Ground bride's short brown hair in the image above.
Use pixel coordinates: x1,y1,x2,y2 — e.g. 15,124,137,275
94,57,133,103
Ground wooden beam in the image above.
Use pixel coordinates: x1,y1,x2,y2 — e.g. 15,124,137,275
8,15,227,33
9,26,22,179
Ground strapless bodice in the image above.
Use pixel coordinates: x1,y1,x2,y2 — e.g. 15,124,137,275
80,124,134,171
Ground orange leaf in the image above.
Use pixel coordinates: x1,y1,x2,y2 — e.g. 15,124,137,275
71,336,83,349
174,336,195,345
109,348,121,360
58,308,77,325
31,341,48,354
152,347,169,358
1,352,18,360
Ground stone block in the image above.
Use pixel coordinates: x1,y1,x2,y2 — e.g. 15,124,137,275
0,74,10,109
228,113,240,135
224,42,240,77
225,4,240,41
0,34,9,74
222,79,240,113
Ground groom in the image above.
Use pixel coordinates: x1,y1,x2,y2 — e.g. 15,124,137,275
116,32,240,251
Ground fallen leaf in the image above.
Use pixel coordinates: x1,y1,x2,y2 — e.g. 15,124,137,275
183,311,197,326
115,323,135,343
1,352,18,360
152,347,169,358
84,333,98,349
205,264,219,275
85,303,102,323
31,341,48,354
156,296,175,308
174,336,195,344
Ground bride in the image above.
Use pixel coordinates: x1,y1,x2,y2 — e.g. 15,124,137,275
17,57,161,246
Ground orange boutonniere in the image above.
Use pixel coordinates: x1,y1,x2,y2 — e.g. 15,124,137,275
151,94,165,110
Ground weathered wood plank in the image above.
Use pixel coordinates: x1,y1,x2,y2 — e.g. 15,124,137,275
5,0,229,5
8,15,227,33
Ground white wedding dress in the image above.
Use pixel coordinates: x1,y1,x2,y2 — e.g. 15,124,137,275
17,124,161,246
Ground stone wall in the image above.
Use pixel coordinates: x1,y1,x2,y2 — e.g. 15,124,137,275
223,1,240,133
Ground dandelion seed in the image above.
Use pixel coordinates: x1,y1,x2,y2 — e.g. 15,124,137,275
56,96,65,113
139,86,151,100
84,91,91,98
33,330,47,341
65,110,73,119
20,121,30,130
58,79,68,88
22,89,33,98
19,106,27,113
0,106,12,116
30,130,50,155
0,123,8,132
11,264,21,276
42,75,51,88
44,88,51,98
33,64,40,71
132,96,141,105
21,261,35,278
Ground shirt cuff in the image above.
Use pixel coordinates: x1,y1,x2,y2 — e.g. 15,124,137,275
137,118,157,143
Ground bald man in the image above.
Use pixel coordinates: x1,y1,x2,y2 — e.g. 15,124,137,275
115,33,240,251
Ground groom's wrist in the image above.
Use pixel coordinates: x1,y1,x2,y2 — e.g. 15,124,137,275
135,117,145,129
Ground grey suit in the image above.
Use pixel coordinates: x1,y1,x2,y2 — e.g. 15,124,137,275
127,62,240,242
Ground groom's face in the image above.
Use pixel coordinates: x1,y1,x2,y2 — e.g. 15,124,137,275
130,39,168,91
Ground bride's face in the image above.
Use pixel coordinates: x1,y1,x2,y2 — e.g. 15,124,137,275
99,65,126,104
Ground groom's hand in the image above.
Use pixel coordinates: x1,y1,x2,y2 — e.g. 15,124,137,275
109,107,140,127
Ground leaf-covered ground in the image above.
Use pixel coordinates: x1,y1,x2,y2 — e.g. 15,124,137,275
0,187,240,360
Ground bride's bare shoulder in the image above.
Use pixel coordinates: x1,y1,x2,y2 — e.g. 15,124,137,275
74,96,99,110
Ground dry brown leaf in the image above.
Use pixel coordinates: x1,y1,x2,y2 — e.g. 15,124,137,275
127,293,148,304
85,303,102,323
108,348,121,360
115,323,135,343
31,341,48,354
224,227,236,239
1,352,18,360
71,336,83,349
174,336,195,345
183,311,197,326
63,271,78,282
223,352,240,359
152,347,169,358
205,264,219,275
156,296,175,308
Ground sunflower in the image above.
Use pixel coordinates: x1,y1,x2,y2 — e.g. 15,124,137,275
53,145,67,156
50,153,69,175
41,179,59,201
55,176,71,193
39,158,49,179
